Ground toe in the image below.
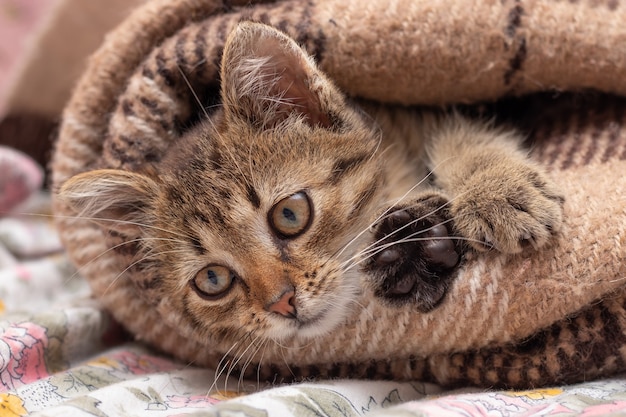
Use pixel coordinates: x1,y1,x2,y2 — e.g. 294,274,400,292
375,248,401,265
424,239,459,269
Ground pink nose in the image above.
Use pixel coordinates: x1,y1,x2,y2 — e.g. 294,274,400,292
267,289,297,318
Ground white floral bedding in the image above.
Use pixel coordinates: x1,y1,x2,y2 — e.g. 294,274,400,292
2,153,626,416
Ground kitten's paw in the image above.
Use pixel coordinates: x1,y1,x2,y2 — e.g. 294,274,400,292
365,194,464,311
452,163,564,254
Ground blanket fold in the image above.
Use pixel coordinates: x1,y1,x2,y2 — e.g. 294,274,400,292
51,0,626,388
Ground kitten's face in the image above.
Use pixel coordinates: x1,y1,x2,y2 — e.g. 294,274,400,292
151,112,384,342
60,23,388,344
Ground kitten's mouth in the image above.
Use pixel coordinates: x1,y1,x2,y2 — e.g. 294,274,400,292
270,273,360,340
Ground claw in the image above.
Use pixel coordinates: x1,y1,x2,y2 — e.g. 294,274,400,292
389,276,416,296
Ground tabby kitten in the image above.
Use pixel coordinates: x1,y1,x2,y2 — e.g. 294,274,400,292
58,22,563,344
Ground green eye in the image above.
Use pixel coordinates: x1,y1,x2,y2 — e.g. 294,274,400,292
191,265,235,299
269,191,313,238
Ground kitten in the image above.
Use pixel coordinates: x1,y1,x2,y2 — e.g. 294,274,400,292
58,22,563,344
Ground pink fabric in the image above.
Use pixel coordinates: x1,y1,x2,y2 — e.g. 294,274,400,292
0,146,43,214
0,0,56,114
0,322,49,391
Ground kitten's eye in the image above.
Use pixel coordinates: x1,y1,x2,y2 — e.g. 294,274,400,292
191,265,235,299
269,191,313,238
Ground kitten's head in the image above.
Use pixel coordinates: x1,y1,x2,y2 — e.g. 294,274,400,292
59,22,387,344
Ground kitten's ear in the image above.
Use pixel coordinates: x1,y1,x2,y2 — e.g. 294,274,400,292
58,169,159,236
220,22,339,130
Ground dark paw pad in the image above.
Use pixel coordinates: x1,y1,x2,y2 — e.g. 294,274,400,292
365,195,464,311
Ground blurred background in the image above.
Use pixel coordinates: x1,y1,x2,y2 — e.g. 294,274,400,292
0,0,144,178
0,0,55,115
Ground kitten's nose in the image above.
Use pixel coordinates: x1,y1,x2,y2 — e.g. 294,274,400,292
267,288,297,318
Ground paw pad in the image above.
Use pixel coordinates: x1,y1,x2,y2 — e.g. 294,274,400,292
365,195,464,311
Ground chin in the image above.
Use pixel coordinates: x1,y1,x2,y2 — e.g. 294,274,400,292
298,289,363,341
295,309,346,340
264,273,362,342
263,309,338,342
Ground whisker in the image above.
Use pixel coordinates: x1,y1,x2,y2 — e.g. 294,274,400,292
338,204,455,272
101,248,190,296
256,339,271,391
238,336,265,391
334,294,374,321
177,63,252,191
345,235,477,273
177,63,210,121
209,339,242,395
63,236,188,286
333,153,464,264
224,334,261,392
339,185,474,272
343,212,490,274
353,217,455,261
28,211,194,241
273,338,296,380
333,158,456,261
340,217,454,273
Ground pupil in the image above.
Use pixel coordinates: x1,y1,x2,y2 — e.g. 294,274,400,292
283,208,297,223
207,270,219,285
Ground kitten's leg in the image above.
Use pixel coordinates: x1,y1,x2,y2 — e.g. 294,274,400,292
365,192,464,311
426,114,564,254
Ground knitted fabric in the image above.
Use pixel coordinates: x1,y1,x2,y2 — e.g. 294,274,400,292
51,0,626,389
